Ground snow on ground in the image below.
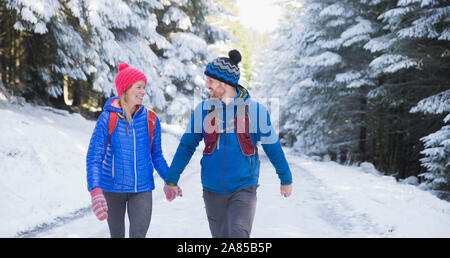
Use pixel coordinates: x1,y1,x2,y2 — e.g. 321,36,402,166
0,101,93,237
1,100,450,238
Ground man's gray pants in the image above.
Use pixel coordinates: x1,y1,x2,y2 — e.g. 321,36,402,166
103,191,152,238
203,185,258,238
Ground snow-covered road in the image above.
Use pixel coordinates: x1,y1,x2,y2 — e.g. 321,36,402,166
31,149,450,238
2,101,450,238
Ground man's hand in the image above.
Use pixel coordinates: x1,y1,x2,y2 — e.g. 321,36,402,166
280,184,292,198
164,184,182,201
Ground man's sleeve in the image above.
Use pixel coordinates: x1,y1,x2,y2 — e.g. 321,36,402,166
256,103,293,185
151,117,170,180
165,103,204,185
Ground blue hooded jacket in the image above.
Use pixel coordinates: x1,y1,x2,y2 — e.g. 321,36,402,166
86,96,169,193
165,86,292,194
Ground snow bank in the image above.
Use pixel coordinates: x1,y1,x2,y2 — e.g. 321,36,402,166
0,101,94,237
2,100,450,238
0,100,191,237
294,156,450,237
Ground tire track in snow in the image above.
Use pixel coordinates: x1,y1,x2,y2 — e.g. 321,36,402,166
285,154,387,237
28,144,387,238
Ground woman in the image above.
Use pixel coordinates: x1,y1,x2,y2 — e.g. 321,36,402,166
86,63,180,238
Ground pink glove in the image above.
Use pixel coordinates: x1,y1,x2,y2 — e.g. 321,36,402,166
90,187,108,221
164,184,183,201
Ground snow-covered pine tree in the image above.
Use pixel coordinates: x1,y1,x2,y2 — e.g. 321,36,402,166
2,0,229,121
3,0,94,103
2,0,168,109
256,0,449,184
255,0,385,163
403,0,450,190
255,1,328,153
370,0,450,181
83,0,168,108
83,0,229,122
411,89,450,191
153,0,229,124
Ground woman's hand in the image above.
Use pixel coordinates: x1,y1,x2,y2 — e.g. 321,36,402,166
90,187,108,220
164,184,183,201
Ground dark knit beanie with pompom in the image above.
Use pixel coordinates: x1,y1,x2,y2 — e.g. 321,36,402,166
204,49,242,87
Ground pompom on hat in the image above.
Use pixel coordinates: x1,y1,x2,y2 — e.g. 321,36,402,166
114,63,147,97
204,49,242,87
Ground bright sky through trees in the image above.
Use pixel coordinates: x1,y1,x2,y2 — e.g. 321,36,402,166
236,0,282,33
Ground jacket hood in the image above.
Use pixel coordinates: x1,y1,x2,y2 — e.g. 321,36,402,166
103,96,123,114
236,84,250,102
229,84,251,107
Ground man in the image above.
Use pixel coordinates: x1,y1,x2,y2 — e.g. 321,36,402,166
164,50,293,238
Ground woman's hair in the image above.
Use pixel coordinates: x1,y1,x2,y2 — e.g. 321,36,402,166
119,89,133,122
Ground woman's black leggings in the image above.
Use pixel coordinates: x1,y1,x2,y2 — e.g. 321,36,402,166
103,191,153,238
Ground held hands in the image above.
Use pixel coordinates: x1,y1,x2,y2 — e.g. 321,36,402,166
280,184,292,198
163,183,289,200
90,187,108,221
164,183,183,201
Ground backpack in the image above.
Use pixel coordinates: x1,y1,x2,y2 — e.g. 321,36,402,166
203,104,256,156
106,99,157,151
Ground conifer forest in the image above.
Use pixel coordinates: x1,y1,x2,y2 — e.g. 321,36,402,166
1,0,449,195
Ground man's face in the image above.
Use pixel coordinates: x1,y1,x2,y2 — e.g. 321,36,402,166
205,76,225,99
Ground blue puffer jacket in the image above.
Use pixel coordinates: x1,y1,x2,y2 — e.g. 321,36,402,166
165,85,292,194
86,96,169,193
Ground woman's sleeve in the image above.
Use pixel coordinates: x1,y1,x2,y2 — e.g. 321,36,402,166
86,111,110,191
151,117,170,180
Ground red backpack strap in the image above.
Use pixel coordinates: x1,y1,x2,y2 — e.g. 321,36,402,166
107,98,121,149
203,107,219,155
235,104,256,156
203,106,220,155
147,109,157,151
107,112,119,149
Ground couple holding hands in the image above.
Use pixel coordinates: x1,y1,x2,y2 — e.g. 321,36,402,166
86,50,293,238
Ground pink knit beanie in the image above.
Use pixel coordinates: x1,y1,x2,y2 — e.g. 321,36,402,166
114,63,147,97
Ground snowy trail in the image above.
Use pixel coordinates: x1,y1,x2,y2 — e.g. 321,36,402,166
252,153,388,238
271,157,383,238
3,102,449,238
29,148,450,238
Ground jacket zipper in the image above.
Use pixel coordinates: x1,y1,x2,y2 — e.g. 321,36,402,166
222,132,226,194
112,154,115,178
132,118,137,192
222,107,227,194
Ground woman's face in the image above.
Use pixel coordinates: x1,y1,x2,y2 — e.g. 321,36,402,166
126,80,146,107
